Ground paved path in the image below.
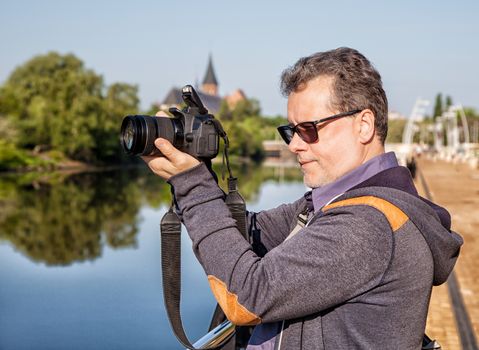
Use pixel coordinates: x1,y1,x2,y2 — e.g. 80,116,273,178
417,157,479,349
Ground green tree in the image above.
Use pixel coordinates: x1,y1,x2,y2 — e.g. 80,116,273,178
0,53,102,155
0,115,19,144
386,119,407,143
215,98,287,160
433,93,443,119
445,95,453,110
463,107,479,143
217,100,233,121
218,98,261,121
231,98,261,120
0,52,139,163
96,83,139,161
258,115,288,140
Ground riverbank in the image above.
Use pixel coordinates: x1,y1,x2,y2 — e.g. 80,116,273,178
0,149,272,176
0,159,122,177
0,143,91,173
0,144,142,175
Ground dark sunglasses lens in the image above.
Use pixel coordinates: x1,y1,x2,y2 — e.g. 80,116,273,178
297,123,318,143
277,126,293,144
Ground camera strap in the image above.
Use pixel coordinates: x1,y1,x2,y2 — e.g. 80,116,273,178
161,205,235,350
160,117,253,349
161,176,249,350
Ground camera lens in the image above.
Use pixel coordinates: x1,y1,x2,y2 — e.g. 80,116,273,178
120,115,178,156
121,116,144,155
123,119,135,152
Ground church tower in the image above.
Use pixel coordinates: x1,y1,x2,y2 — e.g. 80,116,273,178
201,55,219,96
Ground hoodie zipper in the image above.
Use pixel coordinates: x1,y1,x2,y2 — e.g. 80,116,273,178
274,320,285,350
275,205,318,349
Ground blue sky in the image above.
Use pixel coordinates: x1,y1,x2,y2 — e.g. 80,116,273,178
1,0,478,116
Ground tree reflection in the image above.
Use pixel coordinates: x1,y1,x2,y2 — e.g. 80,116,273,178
0,168,170,265
0,162,302,266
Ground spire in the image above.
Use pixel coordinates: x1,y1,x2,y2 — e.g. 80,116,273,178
202,54,218,86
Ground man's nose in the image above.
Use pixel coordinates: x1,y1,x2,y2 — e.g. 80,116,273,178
288,133,308,153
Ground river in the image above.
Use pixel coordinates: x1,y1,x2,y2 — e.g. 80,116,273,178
0,163,306,350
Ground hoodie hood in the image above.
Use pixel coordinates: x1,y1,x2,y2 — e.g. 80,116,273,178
345,166,463,285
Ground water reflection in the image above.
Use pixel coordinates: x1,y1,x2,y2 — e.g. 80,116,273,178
0,162,302,266
0,168,159,265
0,162,305,350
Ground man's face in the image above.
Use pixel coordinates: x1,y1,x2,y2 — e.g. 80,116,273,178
287,77,362,188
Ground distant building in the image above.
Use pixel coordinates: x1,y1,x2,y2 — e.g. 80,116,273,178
201,55,219,96
225,89,247,109
160,55,246,114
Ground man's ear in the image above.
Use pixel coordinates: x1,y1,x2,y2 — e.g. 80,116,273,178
357,109,376,144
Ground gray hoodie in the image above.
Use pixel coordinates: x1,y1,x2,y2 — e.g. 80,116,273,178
168,164,463,349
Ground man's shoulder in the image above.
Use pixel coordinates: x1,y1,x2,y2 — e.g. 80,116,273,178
339,186,438,221
320,188,412,234
321,185,447,236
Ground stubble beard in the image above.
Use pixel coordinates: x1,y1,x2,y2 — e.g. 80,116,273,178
302,160,336,188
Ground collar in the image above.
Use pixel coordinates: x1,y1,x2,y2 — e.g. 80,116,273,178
312,152,399,212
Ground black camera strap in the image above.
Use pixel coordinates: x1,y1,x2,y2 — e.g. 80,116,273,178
161,205,235,350
160,123,251,349
161,177,249,349
160,207,193,349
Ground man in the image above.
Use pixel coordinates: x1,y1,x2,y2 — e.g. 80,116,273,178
143,48,462,349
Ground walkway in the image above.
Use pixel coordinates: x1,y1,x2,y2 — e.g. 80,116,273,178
417,157,479,349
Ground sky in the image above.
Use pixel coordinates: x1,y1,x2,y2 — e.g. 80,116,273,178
1,0,478,117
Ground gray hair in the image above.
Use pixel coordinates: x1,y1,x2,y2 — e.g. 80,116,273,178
280,47,388,144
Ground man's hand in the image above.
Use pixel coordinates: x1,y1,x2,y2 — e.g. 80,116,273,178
142,138,200,180
141,111,200,180
141,138,200,180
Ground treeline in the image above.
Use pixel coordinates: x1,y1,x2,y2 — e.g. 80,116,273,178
0,52,140,170
0,52,285,171
216,99,286,161
433,93,454,119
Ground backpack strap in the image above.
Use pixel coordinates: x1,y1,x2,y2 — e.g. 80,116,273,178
285,206,313,241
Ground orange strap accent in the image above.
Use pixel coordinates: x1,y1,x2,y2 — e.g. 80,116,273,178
322,196,408,232
207,275,262,326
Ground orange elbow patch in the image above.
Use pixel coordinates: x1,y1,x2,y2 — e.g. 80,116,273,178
207,275,261,326
323,196,408,232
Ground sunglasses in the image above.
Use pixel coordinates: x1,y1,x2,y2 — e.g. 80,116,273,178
277,109,362,144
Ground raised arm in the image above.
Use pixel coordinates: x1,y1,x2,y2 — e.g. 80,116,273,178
169,163,393,325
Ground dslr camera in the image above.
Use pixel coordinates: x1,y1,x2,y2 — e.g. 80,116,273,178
120,85,220,159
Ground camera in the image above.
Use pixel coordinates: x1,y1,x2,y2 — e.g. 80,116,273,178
120,85,220,159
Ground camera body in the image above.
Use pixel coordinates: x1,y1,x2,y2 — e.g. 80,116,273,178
120,85,219,159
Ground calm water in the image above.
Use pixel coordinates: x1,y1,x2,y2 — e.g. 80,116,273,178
0,164,306,350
